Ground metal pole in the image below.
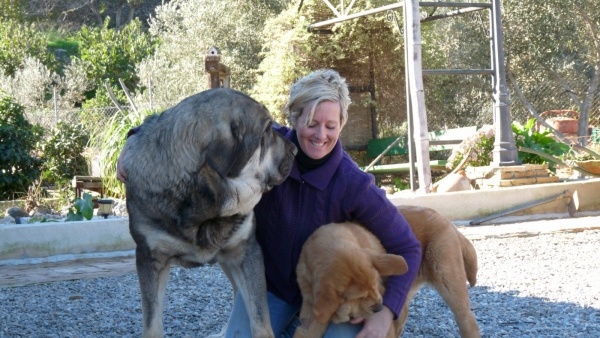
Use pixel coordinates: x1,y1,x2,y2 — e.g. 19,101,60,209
490,0,519,166
403,4,417,191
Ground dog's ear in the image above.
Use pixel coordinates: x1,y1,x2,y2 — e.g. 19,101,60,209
313,285,341,324
371,253,408,277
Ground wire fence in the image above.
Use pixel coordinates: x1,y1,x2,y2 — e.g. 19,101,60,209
24,102,178,131
23,77,600,147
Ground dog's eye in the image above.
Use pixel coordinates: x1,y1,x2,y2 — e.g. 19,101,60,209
264,121,272,134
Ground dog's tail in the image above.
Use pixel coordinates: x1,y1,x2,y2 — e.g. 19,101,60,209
457,230,478,287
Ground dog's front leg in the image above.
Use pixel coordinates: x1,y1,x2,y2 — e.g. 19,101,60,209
219,234,274,338
207,263,238,338
136,246,171,338
293,301,328,338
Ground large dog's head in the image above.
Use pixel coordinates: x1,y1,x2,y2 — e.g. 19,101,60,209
125,88,296,219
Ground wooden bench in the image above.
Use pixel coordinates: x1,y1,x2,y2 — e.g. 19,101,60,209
72,176,104,198
362,126,478,174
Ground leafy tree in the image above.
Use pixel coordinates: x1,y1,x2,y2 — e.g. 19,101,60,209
0,56,92,109
135,0,290,105
0,96,44,200
41,122,90,185
78,16,155,102
0,0,23,21
0,18,56,76
251,0,445,134
502,0,600,146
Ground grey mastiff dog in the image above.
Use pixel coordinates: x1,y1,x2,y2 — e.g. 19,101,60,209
123,88,297,338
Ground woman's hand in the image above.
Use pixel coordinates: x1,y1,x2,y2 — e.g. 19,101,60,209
354,305,394,338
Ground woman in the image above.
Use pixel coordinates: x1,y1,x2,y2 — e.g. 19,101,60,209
118,69,421,338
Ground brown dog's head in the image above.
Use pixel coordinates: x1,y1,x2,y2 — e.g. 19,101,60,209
312,248,408,324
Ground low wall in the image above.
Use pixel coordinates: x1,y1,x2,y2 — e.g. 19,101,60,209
0,218,134,263
390,178,600,220
2,178,599,264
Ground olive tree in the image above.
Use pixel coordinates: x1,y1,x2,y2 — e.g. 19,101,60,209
134,0,290,106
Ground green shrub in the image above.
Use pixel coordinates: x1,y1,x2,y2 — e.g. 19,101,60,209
90,108,157,198
78,17,155,93
41,122,90,185
513,118,570,171
0,96,44,199
0,18,56,76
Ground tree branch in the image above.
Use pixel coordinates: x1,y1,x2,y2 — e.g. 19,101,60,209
543,66,583,108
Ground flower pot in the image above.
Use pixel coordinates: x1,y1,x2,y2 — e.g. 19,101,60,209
539,110,579,134
550,119,578,134
574,160,600,175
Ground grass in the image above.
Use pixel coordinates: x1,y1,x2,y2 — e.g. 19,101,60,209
40,24,80,58
47,39,79,57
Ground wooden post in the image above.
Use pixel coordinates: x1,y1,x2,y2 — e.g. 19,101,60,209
405,0,431,193
205,46,222,89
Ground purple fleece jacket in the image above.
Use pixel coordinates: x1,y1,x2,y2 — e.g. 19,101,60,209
254,126,422,318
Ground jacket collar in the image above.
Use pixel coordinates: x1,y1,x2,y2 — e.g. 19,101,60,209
286,129,343,191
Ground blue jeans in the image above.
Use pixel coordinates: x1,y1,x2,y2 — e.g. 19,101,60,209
224,291,362,338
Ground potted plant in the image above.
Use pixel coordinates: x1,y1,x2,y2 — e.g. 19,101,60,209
538,110,579,134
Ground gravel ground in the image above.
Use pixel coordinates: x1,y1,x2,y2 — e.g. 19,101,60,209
1,230,599,337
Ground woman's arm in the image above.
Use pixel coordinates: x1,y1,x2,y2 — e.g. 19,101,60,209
350,175,422,319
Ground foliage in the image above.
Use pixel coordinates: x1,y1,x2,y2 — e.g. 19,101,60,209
447,120,570,172
0,0,23,21
89,108,156,198
512,118,570,170
134,0,288,105
250,0,449,131
65,192,94,221
78,17,155,95
0,56,93,110
0,18,56,77
0,96,44,200
393,177,409,192
41,122,90,185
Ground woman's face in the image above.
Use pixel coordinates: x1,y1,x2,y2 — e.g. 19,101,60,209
295,100,342,160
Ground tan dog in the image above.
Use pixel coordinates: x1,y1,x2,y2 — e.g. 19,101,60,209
294,205,480,338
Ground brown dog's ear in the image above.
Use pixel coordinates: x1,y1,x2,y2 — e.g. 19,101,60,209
371,254,408,277
313,285,341,324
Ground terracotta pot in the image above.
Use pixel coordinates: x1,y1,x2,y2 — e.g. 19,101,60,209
550,118,578,134
539,110,579,134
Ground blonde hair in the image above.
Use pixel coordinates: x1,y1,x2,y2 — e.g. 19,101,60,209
283,69,351,129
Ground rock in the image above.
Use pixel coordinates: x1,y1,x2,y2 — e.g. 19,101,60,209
113,201,129,217
432,171,473,193
0,216,16,225
29,206,51,216
381,185,395,195
6,207,28,218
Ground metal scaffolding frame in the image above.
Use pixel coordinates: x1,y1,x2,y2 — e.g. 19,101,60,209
308,0,520,192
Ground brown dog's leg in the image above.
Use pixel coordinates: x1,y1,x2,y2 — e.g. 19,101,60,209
293,301,328,338
392,281,424,338
433,279,480,338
